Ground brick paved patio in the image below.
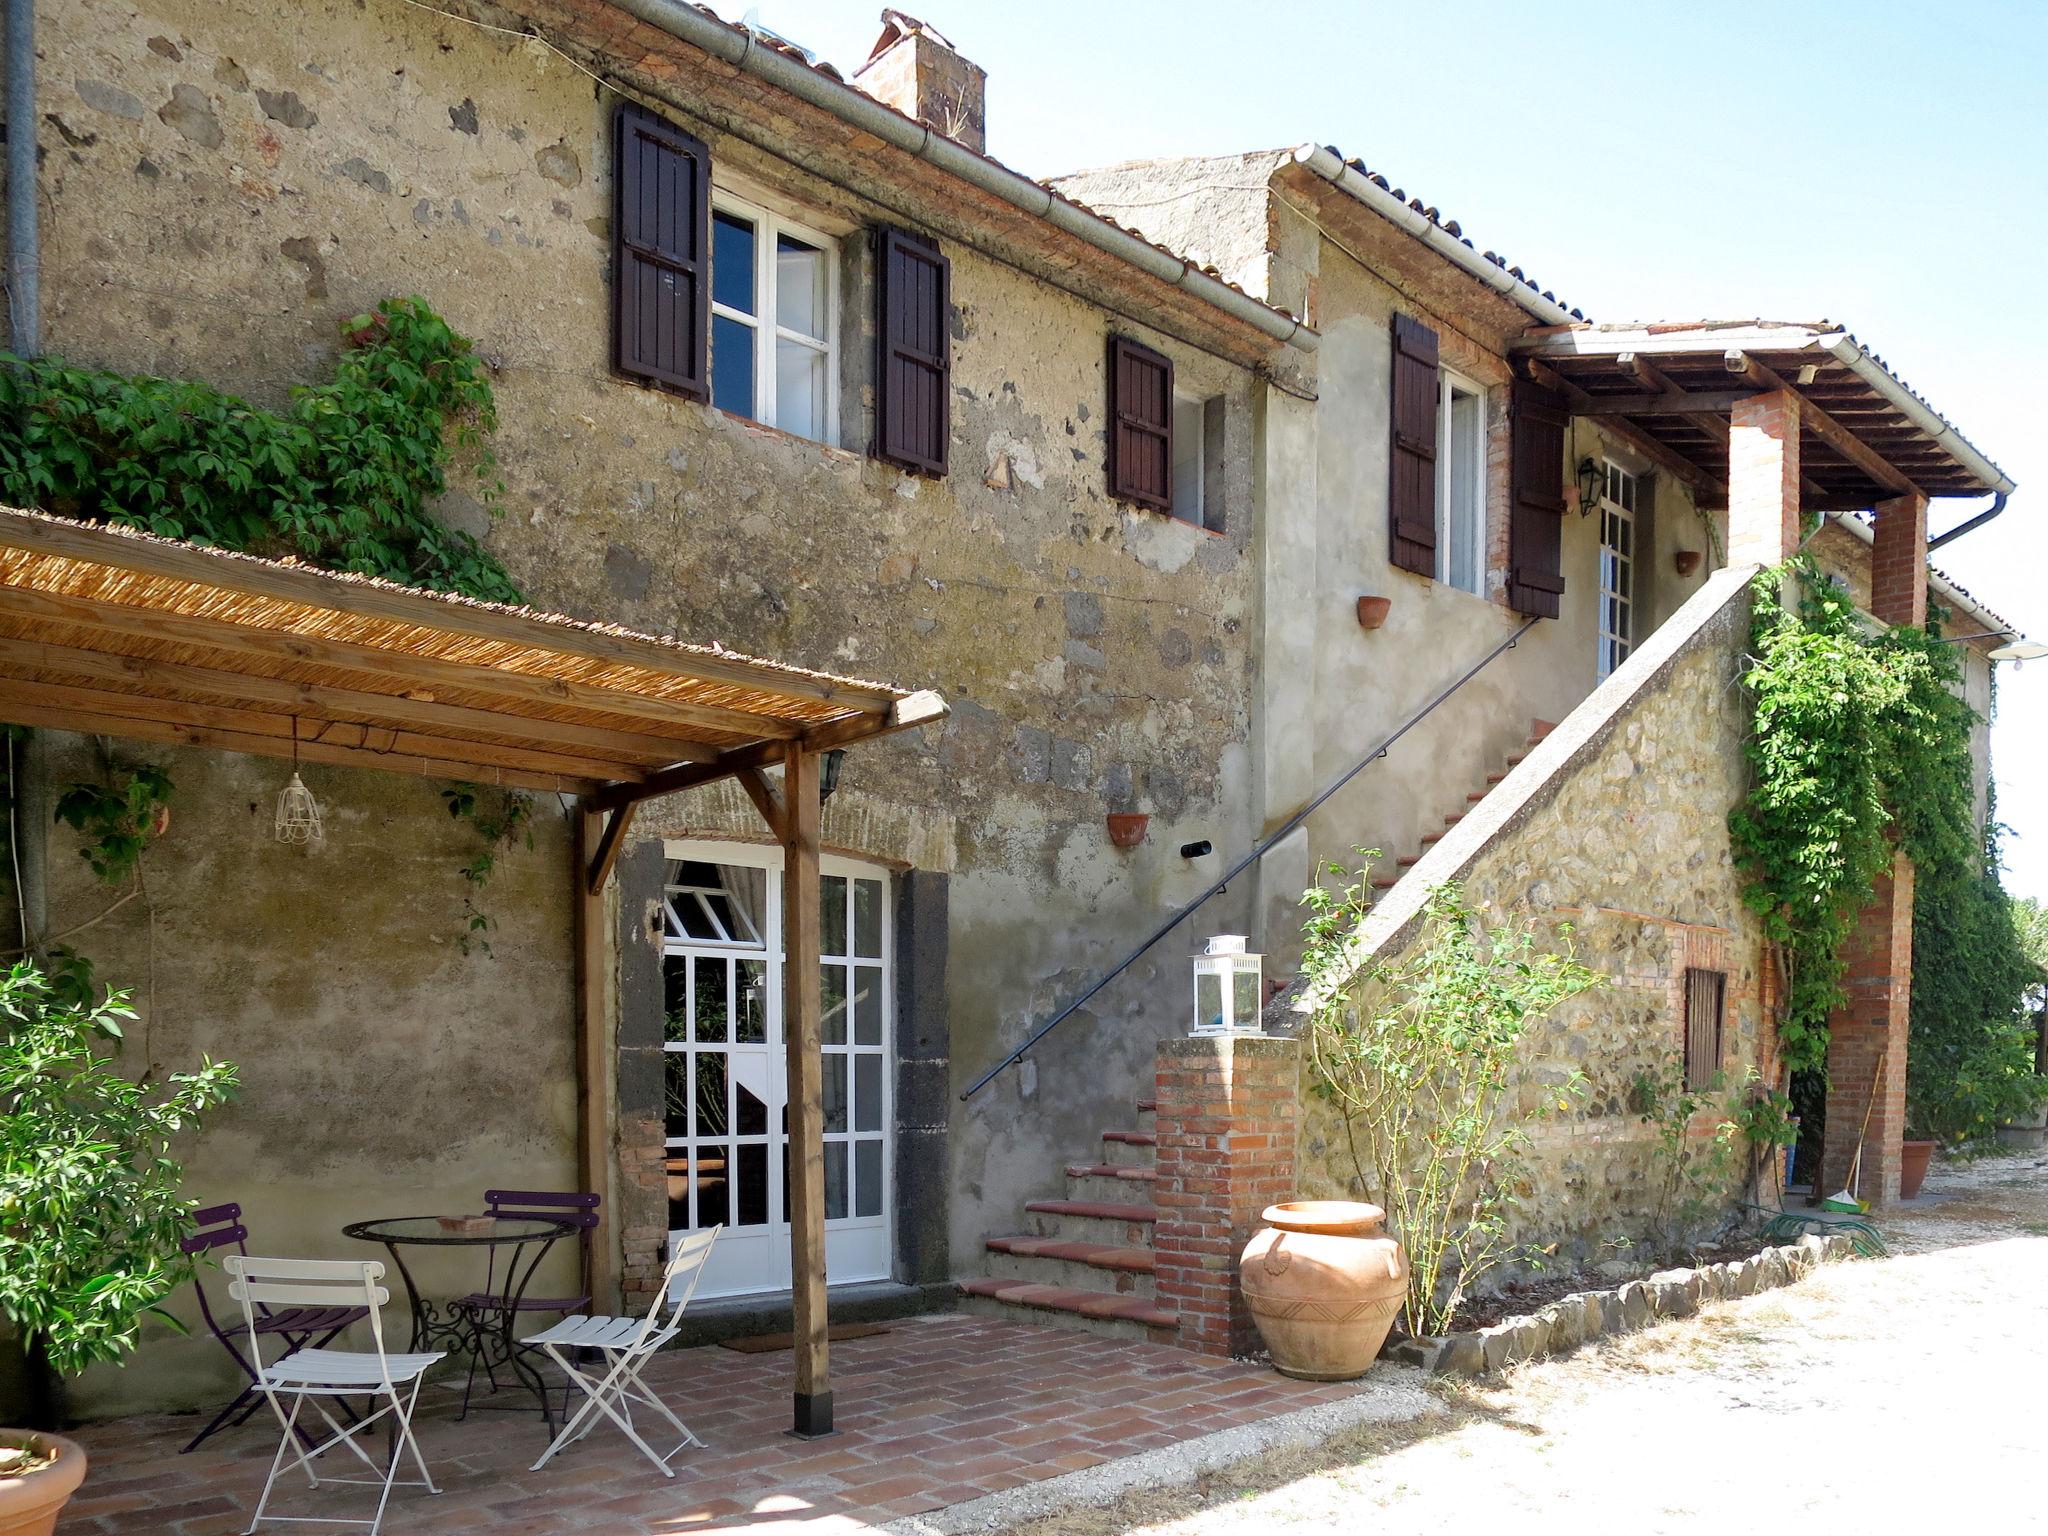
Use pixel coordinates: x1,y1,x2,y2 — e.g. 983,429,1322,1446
60,1313,1360,1533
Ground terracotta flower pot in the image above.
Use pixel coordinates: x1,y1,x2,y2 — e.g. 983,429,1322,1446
1355,595,1392,631
1239,1200,1407,1381
0,1433,88,1536
1105,812,1148,849
1674,550,1702,577
1900,1139,1937,1199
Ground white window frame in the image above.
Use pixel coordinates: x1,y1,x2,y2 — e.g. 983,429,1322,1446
1597,459,1639,680
1435,370,1486,596
709,190,838,446
1169,391,1207,527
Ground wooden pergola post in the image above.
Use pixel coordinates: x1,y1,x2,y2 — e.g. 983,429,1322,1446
780,743,832,1436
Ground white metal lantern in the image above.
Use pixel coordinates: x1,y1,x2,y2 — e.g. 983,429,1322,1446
274,721,323,847
1192,935,1263,1037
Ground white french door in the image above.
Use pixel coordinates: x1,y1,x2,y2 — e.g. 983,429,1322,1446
660,840,893,1300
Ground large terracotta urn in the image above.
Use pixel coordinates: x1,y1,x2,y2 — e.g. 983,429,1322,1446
1239,1200,1407,1381
0,1434,88,1536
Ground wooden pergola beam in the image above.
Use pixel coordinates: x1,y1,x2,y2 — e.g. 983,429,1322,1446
1571,389,1760,417
1726,351,1920,497
1522,357,1728,501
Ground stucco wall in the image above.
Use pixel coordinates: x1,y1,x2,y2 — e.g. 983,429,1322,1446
1295,571,1774,1266
18,0,1283,1390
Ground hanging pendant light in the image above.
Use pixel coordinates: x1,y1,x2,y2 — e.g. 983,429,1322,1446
275,720,323,847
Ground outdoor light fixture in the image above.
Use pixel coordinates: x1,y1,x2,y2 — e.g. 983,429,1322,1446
1988,638,2048,665
1575,457,1603,516
274,720,323,847
819,748,847,801
1192,935,1264,1038
1180,839,1214,859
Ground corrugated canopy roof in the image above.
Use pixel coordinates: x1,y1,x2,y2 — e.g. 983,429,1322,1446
0,508,945,798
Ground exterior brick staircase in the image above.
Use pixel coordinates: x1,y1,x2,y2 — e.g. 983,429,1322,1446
1371,718,1556,894
957,1098,1179,1344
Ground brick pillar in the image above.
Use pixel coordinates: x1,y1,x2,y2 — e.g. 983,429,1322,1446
1870,492,1929,628
1821,851,1915,1204
1153,1036,1298,1358
1727,389,1803,566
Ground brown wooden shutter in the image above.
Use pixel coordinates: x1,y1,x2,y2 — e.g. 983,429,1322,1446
1507,377,1570,618
612,104,710,398
1107,336,1173,510
1388,313,1440,576
875,227,951,475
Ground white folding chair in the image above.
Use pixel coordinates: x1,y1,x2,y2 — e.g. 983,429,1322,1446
527,1225,721,1477
225,1256,445,1536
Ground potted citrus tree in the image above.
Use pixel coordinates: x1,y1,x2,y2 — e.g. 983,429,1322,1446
1,958,235,1533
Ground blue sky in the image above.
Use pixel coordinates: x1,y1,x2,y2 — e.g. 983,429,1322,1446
714,0,2048,896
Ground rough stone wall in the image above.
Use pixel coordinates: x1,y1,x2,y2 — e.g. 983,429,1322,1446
1294,571,1777,1266
19,0,1277,1377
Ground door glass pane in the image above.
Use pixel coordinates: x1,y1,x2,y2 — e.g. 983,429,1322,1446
712,315,756,419
694,956,728,1042
775,234,825,337
853,879,883,958
662,957,689,1041
774,338,827,442
664,1149,689,1230
735,1142,767,1227
854,1053,882,1133
822,1054,848,1134
855,1138,883,1219
695,1146,729,1228
712,210,756,313
662,1053,689,1139
734,1056,768,1137
694,1053,727,1139
821,877,848,958
735,959,766,1043
821,964,847,1046
824,1142,848,1221
853,965,883,1046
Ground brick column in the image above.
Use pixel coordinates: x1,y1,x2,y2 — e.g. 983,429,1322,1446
1153,1036,1298,1358
1822,851,1915,1204
1820,492,1927,1206
1727,388,1803,566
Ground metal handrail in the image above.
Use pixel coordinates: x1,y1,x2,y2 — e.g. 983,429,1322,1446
960,615,1541,1100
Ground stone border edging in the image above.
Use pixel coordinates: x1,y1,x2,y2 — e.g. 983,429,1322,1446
1382,1230,1859,1376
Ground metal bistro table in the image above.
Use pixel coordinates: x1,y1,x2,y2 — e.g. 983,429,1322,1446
341,1214,575,1429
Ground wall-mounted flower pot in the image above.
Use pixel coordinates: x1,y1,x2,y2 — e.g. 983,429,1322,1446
1355,595,1392,631
1900,1139,1937,1199
1105,813,1149,849
1674,550,1702,577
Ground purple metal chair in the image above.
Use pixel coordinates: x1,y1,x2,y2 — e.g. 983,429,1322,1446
452,1189,600,1417
179,1202,369,1453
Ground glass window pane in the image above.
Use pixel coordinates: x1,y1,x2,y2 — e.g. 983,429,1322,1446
855,1138,883,1219
694,1052,727,1138
735,959,766,1044
821,965,847,1046
711,314,756,419
855,1053,882,1133
821,877,848,957
662,1051,689,1139
774,338,827,442
693,957,727,1042
665,1148,689,1231
775,234,825,337
662,956,688,1042
853,879,883,959
735,1142,767,1227
713,210,756,314
695,1146,729,1228
1170,395,1205,522
853,965,883,1046
734,1057,768,1137
824,1141,848,1221
822,1054,848,1134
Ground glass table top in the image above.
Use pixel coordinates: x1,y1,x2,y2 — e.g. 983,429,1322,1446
342,1215,571,1245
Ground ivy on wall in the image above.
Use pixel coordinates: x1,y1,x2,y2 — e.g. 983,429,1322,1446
0,297,519,603
1730,561,2046,1137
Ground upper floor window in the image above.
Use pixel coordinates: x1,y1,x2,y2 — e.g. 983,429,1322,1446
1169,392,1226,532
1437,371,1486,596
710,193,837,445
1597,460,1639,679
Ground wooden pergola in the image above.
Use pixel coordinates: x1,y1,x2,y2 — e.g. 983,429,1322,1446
0,506,945,1438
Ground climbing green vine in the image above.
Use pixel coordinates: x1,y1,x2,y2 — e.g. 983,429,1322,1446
441,783,536,956
0,296,519,603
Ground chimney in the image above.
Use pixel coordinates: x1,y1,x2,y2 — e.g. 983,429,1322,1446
852,10,987,155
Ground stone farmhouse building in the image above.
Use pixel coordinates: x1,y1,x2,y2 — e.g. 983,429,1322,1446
0,0,2020,1415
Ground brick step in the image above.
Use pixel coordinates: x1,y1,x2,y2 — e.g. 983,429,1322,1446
1024,1198,1157,1246
983,1236,1156,1295
957,1277,1177,1345
1465,788,1489,804
1135,1098,1157,1113
1530,719,1557,741
1101,1132,1156,1170
1065,1162,1157,1203
1103,1129,1155,1147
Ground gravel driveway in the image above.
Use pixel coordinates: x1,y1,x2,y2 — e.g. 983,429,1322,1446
1000,1149,2048,1535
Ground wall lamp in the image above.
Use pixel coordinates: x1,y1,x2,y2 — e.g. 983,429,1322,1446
819,748,847,800
1574,458,1603,516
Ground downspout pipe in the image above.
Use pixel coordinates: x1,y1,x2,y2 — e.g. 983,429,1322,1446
604,0,1317,353
1928,490,2009,552
1289,144,1579,329
4,0,35,358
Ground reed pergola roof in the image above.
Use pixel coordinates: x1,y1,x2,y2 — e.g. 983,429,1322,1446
0,507,945,800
